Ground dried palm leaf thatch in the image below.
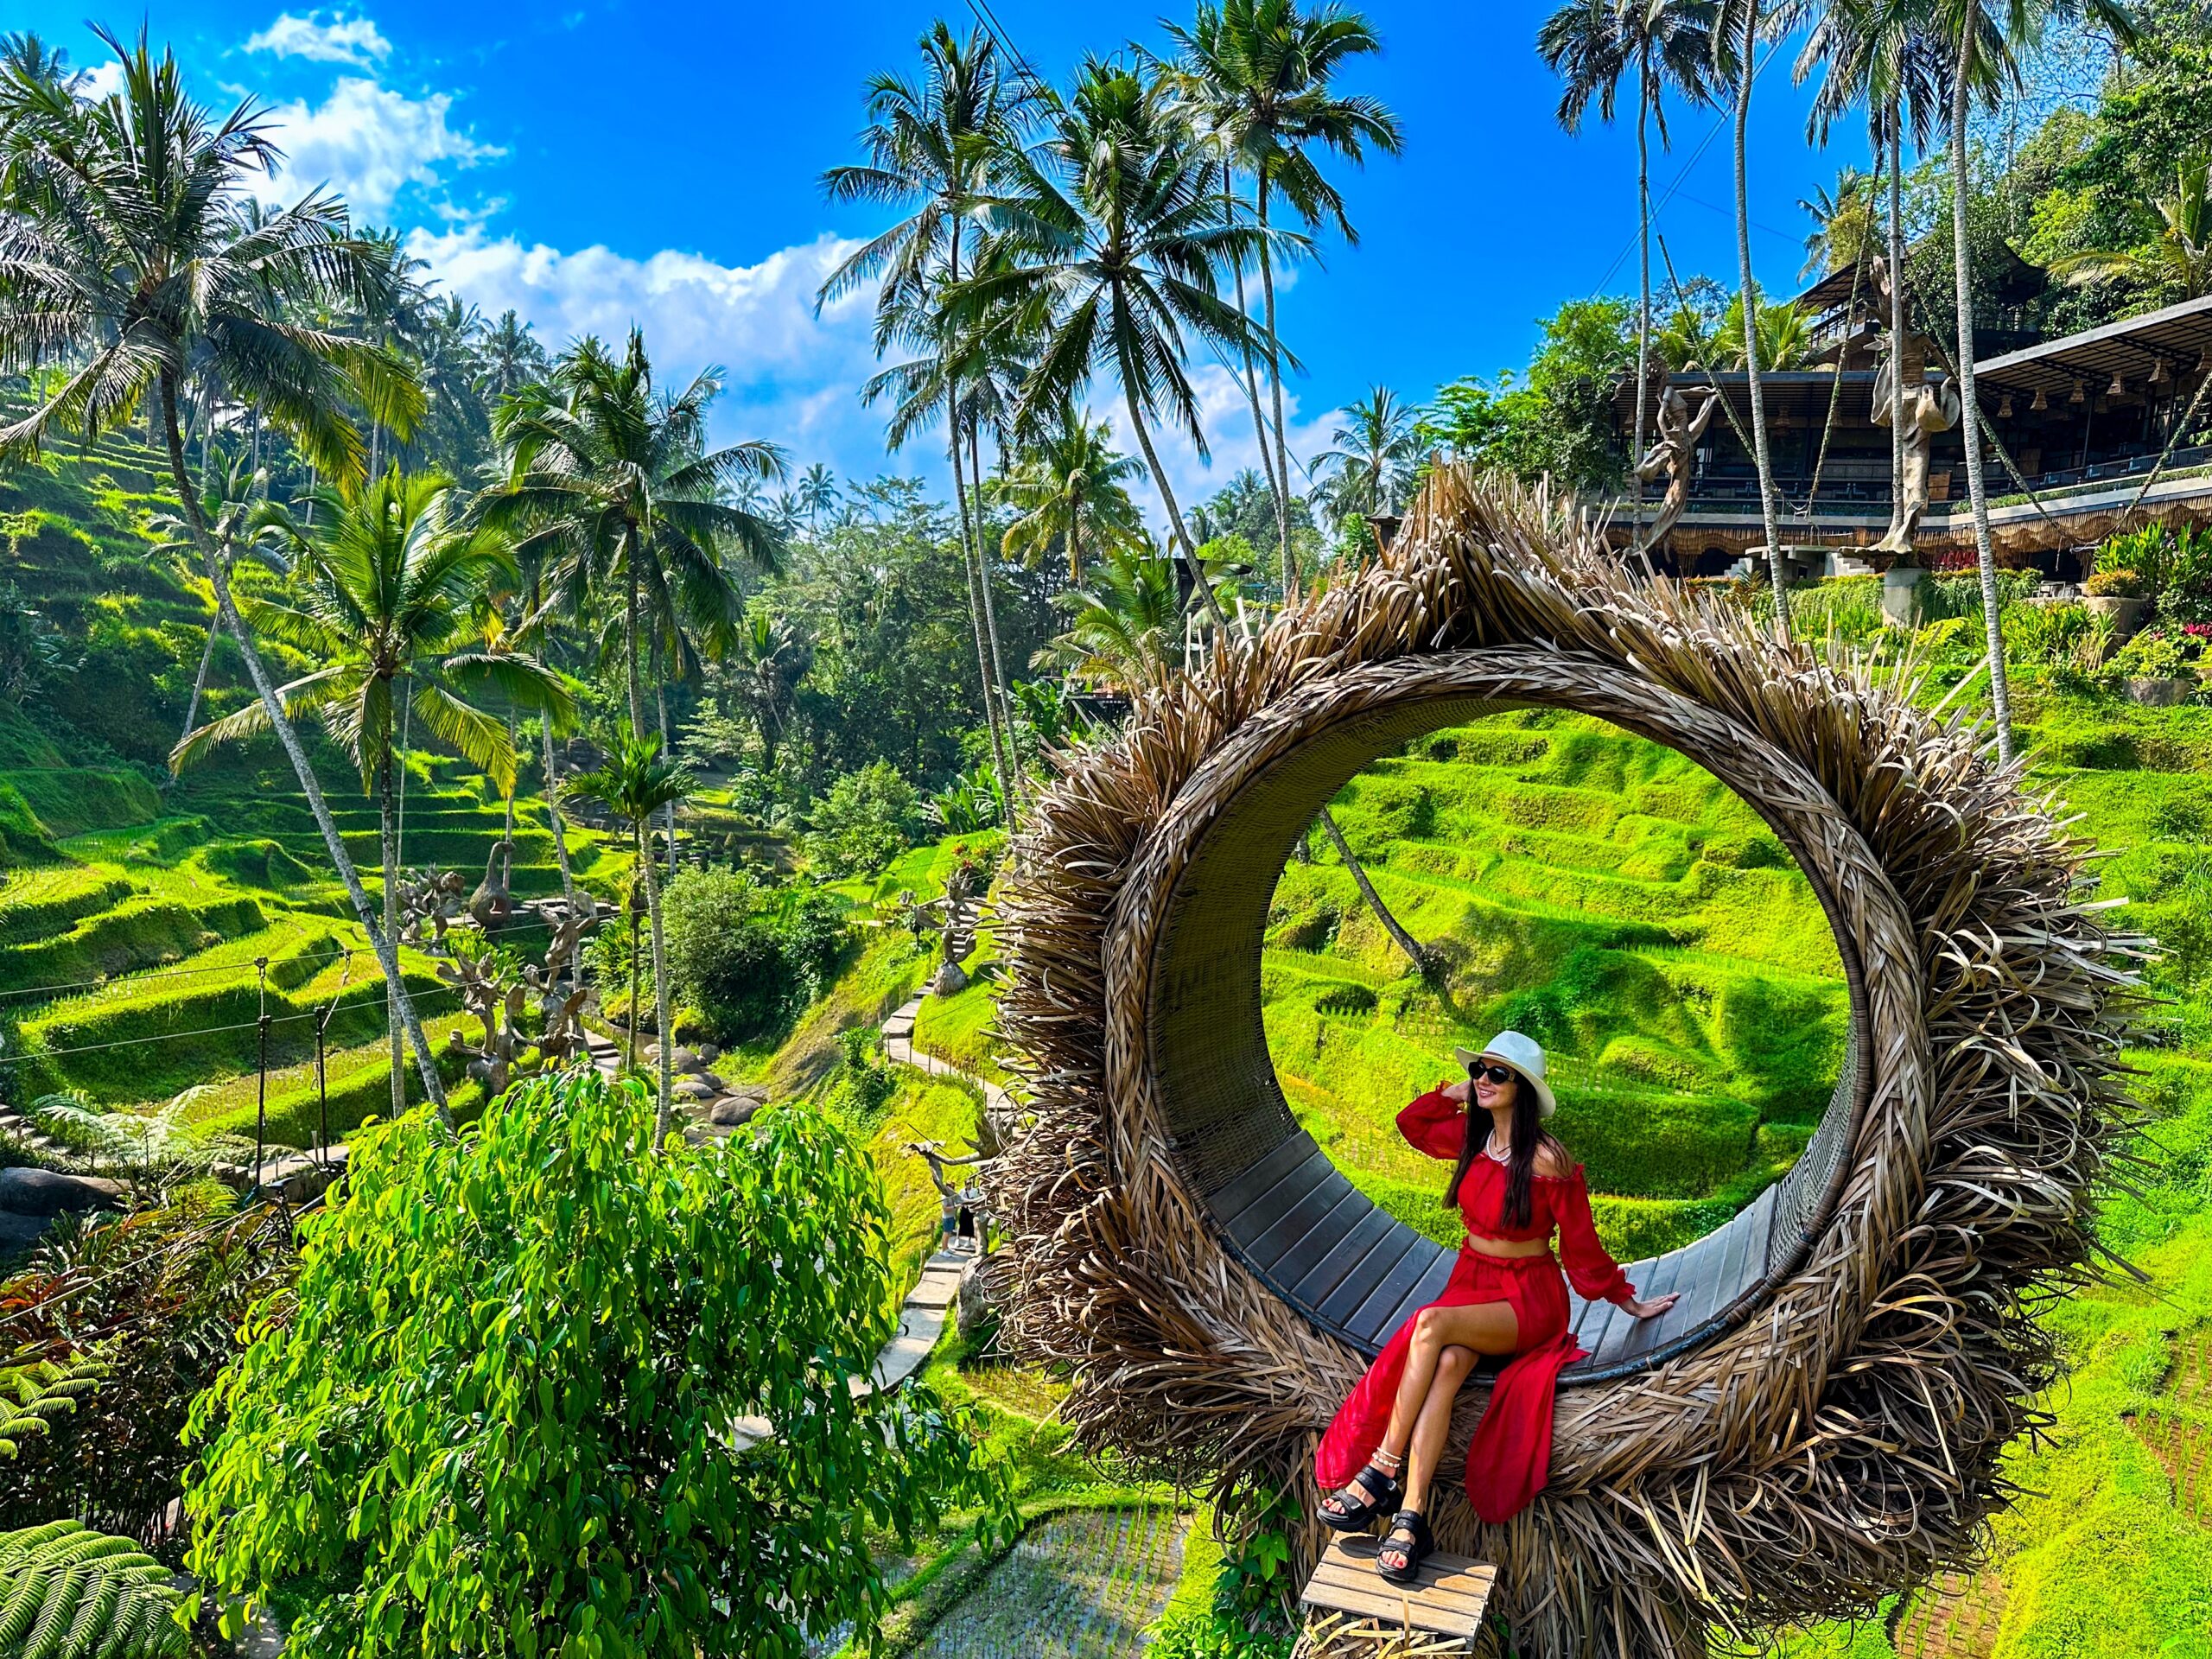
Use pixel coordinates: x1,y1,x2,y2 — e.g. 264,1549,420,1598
985,467,2146,1657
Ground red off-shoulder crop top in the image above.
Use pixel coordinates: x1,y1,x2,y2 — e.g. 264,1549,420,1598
1396,1087,1635,1305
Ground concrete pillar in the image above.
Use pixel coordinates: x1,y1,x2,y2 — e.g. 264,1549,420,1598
1881,566,1923,629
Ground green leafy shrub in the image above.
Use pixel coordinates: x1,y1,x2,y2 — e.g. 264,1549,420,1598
183,1071,1007,1658
2087,567,2145,599
801,760,918,876
2111,625,2201,681
662,868,850,1044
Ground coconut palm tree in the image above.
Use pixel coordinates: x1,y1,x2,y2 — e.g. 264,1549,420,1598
0,26,448,1104
1541,0,1722,558
1793,0,1947,578
486,329,785,751
1308,384,1420,550
1161,0,1402,593
175,470,572,1118
475,308,549,404
796,462,841,532
1036,543,1230,692
1798,166,1880,275
859,255,1033,814
998,411,1149,581
958,58,1277,623
1714,295,1820,368
819,22,1028,812
2052,160,2212,299
1929,0,2137,765
1707,1,1793,626
565,734,690,1143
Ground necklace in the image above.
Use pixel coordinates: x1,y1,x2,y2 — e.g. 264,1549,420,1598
1482,1135,1511,1165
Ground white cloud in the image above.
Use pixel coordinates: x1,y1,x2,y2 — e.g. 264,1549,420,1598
405,222,1338,521
257,78,499,218
245,12,392,67
78,60,124,101
407,226,892,471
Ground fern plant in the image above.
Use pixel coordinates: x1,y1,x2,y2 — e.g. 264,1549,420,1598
0,1354,106,1460
0,1521,185,1659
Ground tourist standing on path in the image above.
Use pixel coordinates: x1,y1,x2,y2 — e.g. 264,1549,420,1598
1313,1032,1681,1581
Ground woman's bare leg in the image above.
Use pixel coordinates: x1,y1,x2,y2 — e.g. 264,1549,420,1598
1402,1344,1477,1516
1377,1301,1520,1463
1376,1303,1518,1575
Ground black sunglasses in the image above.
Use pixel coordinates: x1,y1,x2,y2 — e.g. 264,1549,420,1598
1472,1063,1518,1085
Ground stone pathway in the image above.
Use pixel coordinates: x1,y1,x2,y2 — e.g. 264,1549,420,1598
880,995,1015,1126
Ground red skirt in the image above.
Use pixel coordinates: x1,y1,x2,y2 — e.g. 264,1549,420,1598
1314,1249,1582,1526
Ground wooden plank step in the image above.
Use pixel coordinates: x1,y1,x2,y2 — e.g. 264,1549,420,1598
1300,1535,1496,1641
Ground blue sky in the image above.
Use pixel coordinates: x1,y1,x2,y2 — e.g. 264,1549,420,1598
9,3,1876,513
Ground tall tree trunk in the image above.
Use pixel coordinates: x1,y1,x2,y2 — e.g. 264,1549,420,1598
505,709,518,847
1125,381,1218,625
1230,168,1294,592
950,416,1018,814
1950,35,2017,765
539,717,579,984
1317,808,1428,974
381,753,404,1119
158,372,448,1116
1632,61,1653,564
943,228,1019,818
1889,105,1907,523
1731,3,1789,636
970,427,1020,819
178,607,220,762
395,687,410,870
1256,177,1300,589
656,683,677,875
624,543,646,742
643,820,673,1144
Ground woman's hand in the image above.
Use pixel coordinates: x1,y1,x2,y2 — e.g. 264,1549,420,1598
1442,1077,1471,1103
1616,1291,1680,1321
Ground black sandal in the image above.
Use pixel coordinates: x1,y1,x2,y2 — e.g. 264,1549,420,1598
1377,1509,1433,1585
1319,1463,1402,1531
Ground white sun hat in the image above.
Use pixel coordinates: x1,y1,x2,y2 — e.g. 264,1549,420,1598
1452,1030,1558,1120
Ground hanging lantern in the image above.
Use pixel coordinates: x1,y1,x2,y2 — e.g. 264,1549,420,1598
2031,385,2050,411
2069,380,2087,404
2107,371,2126,397
1998,393,2015,418
2150,358,2171,386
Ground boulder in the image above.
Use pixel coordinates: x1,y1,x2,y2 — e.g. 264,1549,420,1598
695,1071,728,1094
0,1210,52,1251
0,1166,125,1218
710,1095,763,1128
930,957,970,998
674,1076,716,1102
696,1043,721,1065
671,1046,703,1075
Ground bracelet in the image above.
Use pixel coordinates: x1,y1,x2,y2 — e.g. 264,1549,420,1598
1370,1447,1405,1476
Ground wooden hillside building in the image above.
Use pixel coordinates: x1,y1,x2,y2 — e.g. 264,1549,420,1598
1614,272,2212,579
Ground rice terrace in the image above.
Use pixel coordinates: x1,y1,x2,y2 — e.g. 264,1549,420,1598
0,2,2208,1656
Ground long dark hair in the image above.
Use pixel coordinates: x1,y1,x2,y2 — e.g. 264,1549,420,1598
1443,1070,1556,1229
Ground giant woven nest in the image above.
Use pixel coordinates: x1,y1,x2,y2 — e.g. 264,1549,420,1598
985,469,2145,1656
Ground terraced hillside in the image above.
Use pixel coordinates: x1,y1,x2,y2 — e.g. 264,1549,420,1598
0,420,613,1152
1260,709,1847,1259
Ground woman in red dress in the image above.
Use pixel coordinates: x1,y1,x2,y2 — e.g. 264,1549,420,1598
1313,1031,1680,1582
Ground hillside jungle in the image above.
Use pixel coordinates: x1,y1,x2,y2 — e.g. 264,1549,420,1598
2,7,2211,1659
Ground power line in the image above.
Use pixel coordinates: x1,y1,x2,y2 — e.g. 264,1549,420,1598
0,915,562,1006
10,985,472,1065
1586,41,1785,299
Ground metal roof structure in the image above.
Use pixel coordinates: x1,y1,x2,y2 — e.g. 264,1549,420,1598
1975,293,2212,398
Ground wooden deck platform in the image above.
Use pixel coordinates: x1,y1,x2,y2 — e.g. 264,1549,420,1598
1295,1535,1496,1655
